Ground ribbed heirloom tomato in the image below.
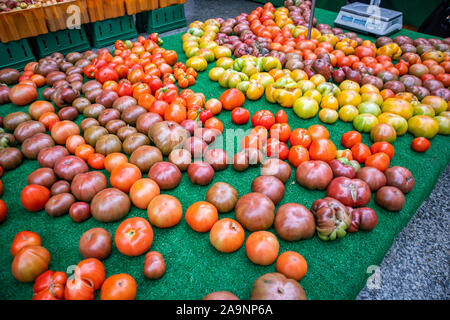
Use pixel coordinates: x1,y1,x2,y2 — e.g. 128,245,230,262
209,218,245,253
114,217,153,256
185,201,219,233
147,194,183,228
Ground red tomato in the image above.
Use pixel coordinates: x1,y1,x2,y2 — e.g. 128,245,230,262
411,137,430,153
75,258,105,290
33,270,67,300
185,201,219,233
370,141,395,159
290,128,312,149
114,217,153,256
10,231,41,256
100,274,137,300
87,153,105,170
219,88,245,111
64,278,94,300
351,142,372,164
209,218,245,253
0,199,6,224
307,124,329,141
231,107,250,125
265,138,289,160
251,110,275,130
275,109,288,123
21,185,51,212
341,131,362,149
270,123,291,143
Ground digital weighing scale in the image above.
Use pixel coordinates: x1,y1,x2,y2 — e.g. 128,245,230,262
334,0,403,36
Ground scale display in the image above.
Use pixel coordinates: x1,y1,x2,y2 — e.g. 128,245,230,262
334,2,403,36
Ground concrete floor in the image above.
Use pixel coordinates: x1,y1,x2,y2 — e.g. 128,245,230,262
153,0,450,300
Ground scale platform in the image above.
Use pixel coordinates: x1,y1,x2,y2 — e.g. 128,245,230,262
334,2,403,37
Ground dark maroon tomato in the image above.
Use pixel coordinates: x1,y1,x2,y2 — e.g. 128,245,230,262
296,160,333,190
326,177,371,207
54,155,88,181
14,120,46,144
71,171,108,202
51,180,70,195
80,118,99,132
310,197,351,241
204,149,229,171
251,175,285,205
184,136,207,158
148,121,188,156
180,119,199,136
129,145,163,173
58,107,78,121
105,119,126,134
348,207,378,232
78,227,111,260
328,159,356,178
384,166,415,194
203,291,239,300
98,109,120,126
121,105,146,126
205,182,238,213
235,192,275,231
22,133,55,159
168,149,191,172
37,146,69,169
0,147,23,170
232,152,249,172
95,90,118,108
356,166,386,191
250,272,307,300
260,158,291,183
45,193,75,217
90,188,131,222
27,168,57,188
95,134,122,156
148,161,182,190
375,186,405,212
274,203,315,241
143,251,166,280
187,161,214,186
122,133,150,155
136,112,162,134
112,96,137,113
69,202,92,223
3,111,31,131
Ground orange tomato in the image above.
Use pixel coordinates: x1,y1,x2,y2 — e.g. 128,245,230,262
39,112,60,130
341,131,362,149
205,117,224,133
185,201,218,233
66,135,86,154
137,93,156,111
130,178,160,210
114,217,153,256
209,218,245,253
245,231,279,266
75,144,94,161
205,98,222,115
307,124,329,141
351,142,372,164
100,274,137,300
87,153,105,170
364,152,390,171
110,163,142,193
309,138,336,162
270,123,291,143
288,145,310,168
104,153,128,173
147,194,183,228
289,128,311,149
276,251,307,280
164,103,186,123
10,231,41,256
75,258,105,290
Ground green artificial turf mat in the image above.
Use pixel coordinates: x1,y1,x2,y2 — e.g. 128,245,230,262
0,8,449,300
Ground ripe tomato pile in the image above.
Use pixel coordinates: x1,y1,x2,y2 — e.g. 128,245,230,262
0,0,449,301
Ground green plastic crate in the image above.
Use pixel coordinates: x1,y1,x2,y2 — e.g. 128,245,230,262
0,39,36,71
31,28,91,58
87,15,138,48
136,4,187,34
252,0,285,7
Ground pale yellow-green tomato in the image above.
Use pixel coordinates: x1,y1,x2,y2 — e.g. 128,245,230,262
407,115,439,139
199,48,215,62
339,80,360,93
353,113,379,133
440,111,450,118
293,96,319,119
378,112,408,135
319,108,339,124
309,74,326,87
337,89,362,107
303,89,322,104
213,46,232,59
413,104,436,117
182,40,199,52
208,67,225,82
361,92,383,106
320,95,339,110
339,105,359,122
434,116,450,135
199,40,218,51
298,80,315,94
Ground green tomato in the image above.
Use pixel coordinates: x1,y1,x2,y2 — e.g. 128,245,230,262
185,46,200,58
187,27,204,37
261,56,282,71
339,105,359,122
236,81,250,94
357,101,381,116
353,113,379,133
316,82,341,97
293,97,319,119
227,73,243,88
407,115,439,139
218,70,232,88
434,116,450,135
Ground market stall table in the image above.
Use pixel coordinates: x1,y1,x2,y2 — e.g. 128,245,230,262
0,7,449,300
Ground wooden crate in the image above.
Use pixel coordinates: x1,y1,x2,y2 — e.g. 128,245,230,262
0,7,48,43
44,0,90,32
125,0,159,15
159,0,186,8
86,0,126,22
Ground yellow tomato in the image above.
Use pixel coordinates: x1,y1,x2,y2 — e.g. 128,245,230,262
360,84,380,94
381,98,414,120
337,90,361,107
309,74,326,87
421,96,448,115
361,92,383,106
407,115,439,139
377,112,409,135
303,89,322,104
339,80,360,92
321,95,339,110
339,105,359,122
319,108,339,124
